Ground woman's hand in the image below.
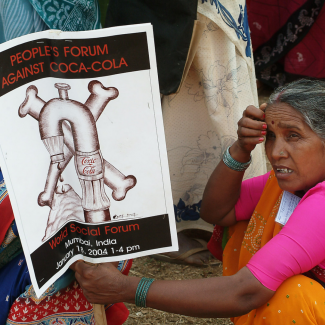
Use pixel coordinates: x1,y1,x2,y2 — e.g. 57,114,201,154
71,261,137,305
71,263,274,318
200,103,267,226
235,103,267,156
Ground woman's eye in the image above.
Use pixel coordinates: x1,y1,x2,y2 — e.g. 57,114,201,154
288,133,300,140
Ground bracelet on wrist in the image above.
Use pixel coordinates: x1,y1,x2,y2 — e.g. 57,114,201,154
222,146,251,172
135,277,155,307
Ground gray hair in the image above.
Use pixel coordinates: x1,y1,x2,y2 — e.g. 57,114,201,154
267,79,325,140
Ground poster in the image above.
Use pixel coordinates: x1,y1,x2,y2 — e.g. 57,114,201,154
0,24,178,297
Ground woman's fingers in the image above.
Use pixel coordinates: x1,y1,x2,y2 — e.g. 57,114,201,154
74,261,124,304
238,126,266,138
238,104,267,135
238,136,265,145
74,261,96,279
260,102,267,112
238,117,266,131
243,104,266,121
234,104,267,153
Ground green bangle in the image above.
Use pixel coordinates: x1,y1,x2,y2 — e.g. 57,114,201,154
223,146,251,172
135,277,155,307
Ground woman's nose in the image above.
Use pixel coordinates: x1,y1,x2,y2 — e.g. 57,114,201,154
270,140,288,160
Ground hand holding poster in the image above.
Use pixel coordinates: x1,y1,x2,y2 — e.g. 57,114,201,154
0,24,178,298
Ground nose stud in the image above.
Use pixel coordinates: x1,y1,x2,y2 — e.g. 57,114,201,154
280,151,284,156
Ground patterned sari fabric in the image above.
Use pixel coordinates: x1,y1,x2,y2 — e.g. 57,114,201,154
29,0,100,31
210,171,325,324
5,260,132,325
162,0,266,233
247,0,325,88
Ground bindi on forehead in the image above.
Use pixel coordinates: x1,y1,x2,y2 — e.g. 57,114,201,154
272,121,274,124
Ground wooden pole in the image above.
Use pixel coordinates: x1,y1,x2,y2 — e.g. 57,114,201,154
93,304,108,325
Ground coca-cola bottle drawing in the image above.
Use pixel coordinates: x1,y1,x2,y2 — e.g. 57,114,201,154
19,81,137,236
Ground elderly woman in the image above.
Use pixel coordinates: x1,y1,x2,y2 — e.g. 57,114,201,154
73,79,325,324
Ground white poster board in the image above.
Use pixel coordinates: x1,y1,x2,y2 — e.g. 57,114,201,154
0,24,178,297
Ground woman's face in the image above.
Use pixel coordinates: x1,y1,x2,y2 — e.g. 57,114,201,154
265,103,325,193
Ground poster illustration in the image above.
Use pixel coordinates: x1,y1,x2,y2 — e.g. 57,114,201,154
0,24,177,297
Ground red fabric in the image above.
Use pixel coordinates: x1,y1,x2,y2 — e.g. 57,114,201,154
284,10,325,78
207,225,223,262
0,195,14,245
7,281,130,325
106,303,129,325
7,260,133,325
247,0,306,51
247,0,325,78
7,280,106,323
105,259,133,324
6,260,133,325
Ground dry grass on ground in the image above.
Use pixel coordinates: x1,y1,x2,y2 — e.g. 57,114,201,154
124,257,232,325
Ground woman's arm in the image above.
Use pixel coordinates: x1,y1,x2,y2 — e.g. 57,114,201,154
73,262,274,318
200,104,267,226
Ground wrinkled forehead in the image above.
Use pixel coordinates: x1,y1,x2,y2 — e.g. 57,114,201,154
265,102,300,117
265,103,306,128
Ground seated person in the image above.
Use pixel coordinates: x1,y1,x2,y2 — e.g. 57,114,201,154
73,78,325,324
0,2,133,323
0,168,132,324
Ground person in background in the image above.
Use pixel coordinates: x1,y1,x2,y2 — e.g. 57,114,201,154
73,78,325,324
0,1,131,324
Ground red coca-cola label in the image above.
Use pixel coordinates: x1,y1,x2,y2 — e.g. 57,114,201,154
76,152,102,177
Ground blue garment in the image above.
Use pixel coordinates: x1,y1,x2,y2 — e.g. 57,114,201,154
0,0,101,45
0,0,48,44
0,253,30,325
0,251,75,325
0,168,7,204
29,0,101,31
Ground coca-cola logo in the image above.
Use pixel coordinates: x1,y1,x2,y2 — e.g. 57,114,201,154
83,165,96,175
82,157,97,165
81,157,97,175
